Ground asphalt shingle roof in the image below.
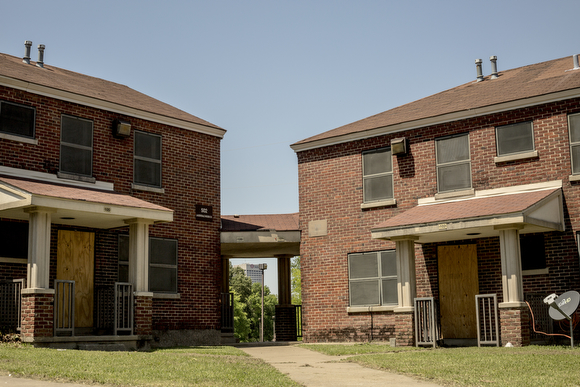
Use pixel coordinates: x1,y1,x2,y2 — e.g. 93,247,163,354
221,213,299,232
294,55,580,147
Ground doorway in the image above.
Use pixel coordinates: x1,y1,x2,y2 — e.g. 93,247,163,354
57,230,95,330
438,244,479,341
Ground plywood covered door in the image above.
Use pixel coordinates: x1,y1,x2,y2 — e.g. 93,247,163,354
438,244,478,339
57,230,95,328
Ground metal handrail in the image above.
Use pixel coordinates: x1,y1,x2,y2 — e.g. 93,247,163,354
476,294,499,347
54,280,75,336
414,297,438,347
114,282,134,335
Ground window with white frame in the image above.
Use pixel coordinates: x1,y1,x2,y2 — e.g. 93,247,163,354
362,147,393,203
496,121,534,157
348,250,397,307
0,101,35,138
568,113,580,175
60,115,93,177
118,235,178,293
435,134,471,193
520,233,546,271
134,131,162,188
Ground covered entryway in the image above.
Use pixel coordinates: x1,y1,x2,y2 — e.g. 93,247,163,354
371,181,566,346
0,174,173,349
221,213,301,342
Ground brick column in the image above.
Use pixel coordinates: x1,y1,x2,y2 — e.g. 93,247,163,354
500,306,530,347
20,290,55,340
275,305,297,341
134,293,153,336
394,312,414,346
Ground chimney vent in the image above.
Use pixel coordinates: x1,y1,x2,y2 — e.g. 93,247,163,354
574,54,580,70
475,59,483,82
36,44,45,68
23,41,32,64
490,56,498,79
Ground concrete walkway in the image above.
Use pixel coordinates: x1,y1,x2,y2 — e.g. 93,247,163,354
240,344,443,387
0,375,89,386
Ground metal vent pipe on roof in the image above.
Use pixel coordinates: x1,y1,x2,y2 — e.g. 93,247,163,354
36,44,45,68
475,59,483,82
490,56,498,79
23,41,32,64
574,54,580,70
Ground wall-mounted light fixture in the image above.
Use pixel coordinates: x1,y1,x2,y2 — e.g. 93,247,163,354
113,119,131,138
391,137,407,155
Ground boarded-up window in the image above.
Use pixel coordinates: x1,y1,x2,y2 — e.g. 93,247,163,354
0,101,35,138
362,148,393,203
60,115,93,177
348,250,397,307
134,131,162,187
496,121,534,156
436,134,471,193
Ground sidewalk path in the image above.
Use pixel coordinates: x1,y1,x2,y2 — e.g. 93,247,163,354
0,375,89,386
240,344,443,387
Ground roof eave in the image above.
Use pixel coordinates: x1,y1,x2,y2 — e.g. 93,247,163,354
291,88,580,153
0,75,226,139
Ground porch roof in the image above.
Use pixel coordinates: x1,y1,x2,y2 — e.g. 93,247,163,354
371,185,564,244
0,176,173,229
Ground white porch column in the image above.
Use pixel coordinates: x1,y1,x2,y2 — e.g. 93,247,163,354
497,225,525,306
24,206,54,290
393,236,418,312
125,218,154,293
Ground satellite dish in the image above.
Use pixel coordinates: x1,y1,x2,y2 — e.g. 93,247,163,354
547,291,580,321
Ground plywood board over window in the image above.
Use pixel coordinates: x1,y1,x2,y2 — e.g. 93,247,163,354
438,244,479,339
57,230,95,328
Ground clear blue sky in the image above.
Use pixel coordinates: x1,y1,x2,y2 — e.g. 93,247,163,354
3,0,579,294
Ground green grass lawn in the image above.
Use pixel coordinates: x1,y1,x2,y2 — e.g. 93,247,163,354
0,344,300,387
300,343,580,387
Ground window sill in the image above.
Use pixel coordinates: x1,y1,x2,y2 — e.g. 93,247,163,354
132,183,165,194
347,305,397,313
522,268,549,276
153,292,180,299
361,198,396,209
435,188,474,200
494,150,538,164
0,132,38,145
0,257,26,264
57,172,96,184
569,174,580,182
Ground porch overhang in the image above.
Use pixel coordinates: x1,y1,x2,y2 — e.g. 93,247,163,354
371,183,564,244
0,176,173,229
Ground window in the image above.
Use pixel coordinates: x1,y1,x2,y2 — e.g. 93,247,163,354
569,114,580,175
0,101,35,138
496,121,534,157
520,233,546,271
118,235,178,293
134,131,162,188
60,115,93,177
435,134,471,193
348,250,397,307
0,221,28,259
362,148,393,203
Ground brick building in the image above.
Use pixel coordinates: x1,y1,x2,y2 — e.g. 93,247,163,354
0,44,225,349
291,55,580,346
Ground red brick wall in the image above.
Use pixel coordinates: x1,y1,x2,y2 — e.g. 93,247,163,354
297,98,580,343
0,86,222,333
20,293,54,338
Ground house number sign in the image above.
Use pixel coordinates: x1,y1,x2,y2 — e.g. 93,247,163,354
195,205,213,221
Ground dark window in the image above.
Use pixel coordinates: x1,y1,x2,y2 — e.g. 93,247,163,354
118,235,177,293
0,221,28,259
496,121,534,156
435,134,471,193
134,131,162,187
568,114,580,175
0,101,35,138
348,250,397,307
60,115,93,177
520,233,546,271
362,148,393,203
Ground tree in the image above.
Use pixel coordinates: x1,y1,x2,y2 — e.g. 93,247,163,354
232,291,251,341
291,256,301,305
